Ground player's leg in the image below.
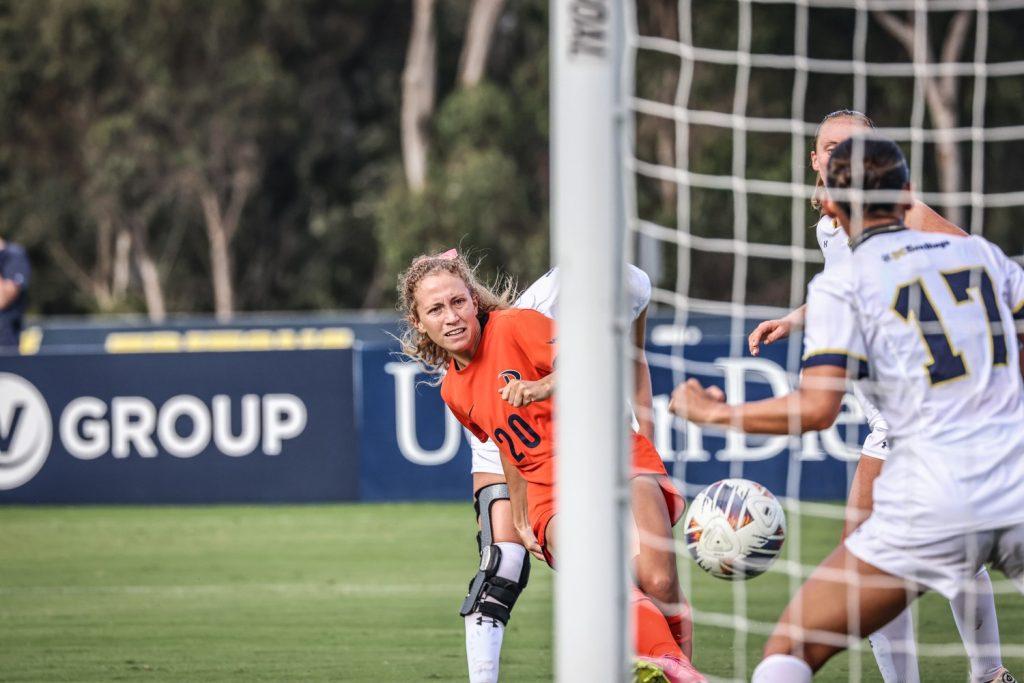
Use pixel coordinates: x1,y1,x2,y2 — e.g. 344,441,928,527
842,451,883,540
543,517,705,682
844,450,922,683
752,543,919,682
949,567,1011,683
462,472,530,683
979,523,1024,683
632,474,692,659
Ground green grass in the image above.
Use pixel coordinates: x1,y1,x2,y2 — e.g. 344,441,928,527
0,504,1020,682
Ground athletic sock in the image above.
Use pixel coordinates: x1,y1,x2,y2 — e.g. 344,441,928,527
665,608,693,660
868,606,919,683
465,614,503,683
751,654,813,683
950,567,1004,683
464,542,526,683
632,586,684,660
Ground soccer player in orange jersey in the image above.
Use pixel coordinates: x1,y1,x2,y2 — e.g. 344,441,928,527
397,251,706,683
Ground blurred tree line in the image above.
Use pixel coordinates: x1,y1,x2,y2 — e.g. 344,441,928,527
0,0,548,319
1,1,1021,319
633,2,1024,306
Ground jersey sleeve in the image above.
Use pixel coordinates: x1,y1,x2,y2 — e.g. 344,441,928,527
983,238,1024,333
801,271,869,378
625,264,652,321
514,268,559,317
511,309,556,375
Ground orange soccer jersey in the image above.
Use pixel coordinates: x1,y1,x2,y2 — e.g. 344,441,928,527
441,308,682,553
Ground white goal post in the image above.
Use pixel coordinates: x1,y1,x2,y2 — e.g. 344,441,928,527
553,0,1024,681
552,0,632,681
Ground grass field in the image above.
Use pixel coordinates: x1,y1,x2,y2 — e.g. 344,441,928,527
1,504,1021,682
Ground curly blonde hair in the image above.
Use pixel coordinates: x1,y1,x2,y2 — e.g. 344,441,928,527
396,251,516,374
811,109,875,211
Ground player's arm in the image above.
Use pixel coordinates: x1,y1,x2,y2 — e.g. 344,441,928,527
695,272,857,432
904,200,967,236
748,304,806,357
987,239,1024,381
0,249,30,309
499,373,554,408
499,453,543,560
631,306,655,440
1019,334,1024,383
499,309,557,409
669,365,846,434
0,275,21,308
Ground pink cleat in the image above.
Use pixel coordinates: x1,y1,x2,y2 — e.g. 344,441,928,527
634,655,707,683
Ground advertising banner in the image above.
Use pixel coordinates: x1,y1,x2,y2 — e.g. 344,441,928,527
352,314,867,502
1,313,868,504
356,344,472,502
0,350,357,503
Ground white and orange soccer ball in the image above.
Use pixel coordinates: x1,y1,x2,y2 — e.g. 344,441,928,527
683,478,786,580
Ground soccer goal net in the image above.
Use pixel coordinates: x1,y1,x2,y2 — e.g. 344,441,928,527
616,1,1024,681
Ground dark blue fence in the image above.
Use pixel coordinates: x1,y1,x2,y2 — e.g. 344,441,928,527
0,314,867,503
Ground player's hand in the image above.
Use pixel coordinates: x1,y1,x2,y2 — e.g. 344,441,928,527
499,376,553,408
748,318,792,356
669,378,726,425
516,523,545,561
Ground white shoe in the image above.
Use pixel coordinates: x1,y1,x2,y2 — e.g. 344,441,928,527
982,668,1017,683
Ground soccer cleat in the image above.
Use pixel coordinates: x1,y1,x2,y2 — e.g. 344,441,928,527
634,656,707,683
982,668,1018,683
633,659,670,683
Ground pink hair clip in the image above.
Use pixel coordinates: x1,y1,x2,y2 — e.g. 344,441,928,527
438,248,458,260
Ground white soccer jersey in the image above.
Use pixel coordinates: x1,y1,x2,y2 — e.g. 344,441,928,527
815,215,890,445
815,215,853,268
803,228,1024,537
514,264,653,323
469,265,653,474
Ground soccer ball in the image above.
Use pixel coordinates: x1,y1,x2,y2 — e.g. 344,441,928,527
683,478,786,580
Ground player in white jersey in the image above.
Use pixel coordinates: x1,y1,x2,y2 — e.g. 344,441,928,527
747,110,1011,683
673,135,1024,682
461,264,689,682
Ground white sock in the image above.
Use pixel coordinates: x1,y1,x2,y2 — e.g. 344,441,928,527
465,614,503,683
465,542,527,683
950,567,1004,683
751,654,812,683
868,607,919,683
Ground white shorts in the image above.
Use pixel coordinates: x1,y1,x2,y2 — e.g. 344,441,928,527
845,516,1024,599
468,429,504,476
860,427,889,460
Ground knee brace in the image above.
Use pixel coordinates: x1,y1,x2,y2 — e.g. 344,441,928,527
459,484,530,625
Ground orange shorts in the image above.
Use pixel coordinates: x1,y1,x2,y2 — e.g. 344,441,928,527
531,433,684,568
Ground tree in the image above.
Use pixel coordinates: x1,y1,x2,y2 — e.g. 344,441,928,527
873,10,973,228
402,0,437,193
458,0,507,88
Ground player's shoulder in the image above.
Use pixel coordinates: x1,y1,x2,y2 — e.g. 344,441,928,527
487,307,547,328
814,215,839,236
962,233,1010,259
439,366,457,399
440,360,472,401
515,268,558,313
625,264,652,319
808,258,855,298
